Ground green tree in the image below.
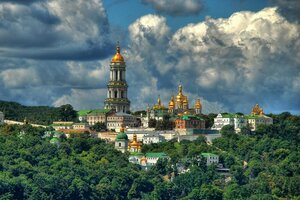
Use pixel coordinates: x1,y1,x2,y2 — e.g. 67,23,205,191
91,122,106,132
58,104,77,121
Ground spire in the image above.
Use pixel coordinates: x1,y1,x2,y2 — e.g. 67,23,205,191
178,81,183,94
116,41,120,53
157,95,161,105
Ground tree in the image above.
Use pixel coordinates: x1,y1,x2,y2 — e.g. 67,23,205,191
92,122,106,132
148,119,157,128
241,126,251,135
220,125,235,137
58,104,77,121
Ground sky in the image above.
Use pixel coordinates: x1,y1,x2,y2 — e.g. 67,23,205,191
0,0,299,114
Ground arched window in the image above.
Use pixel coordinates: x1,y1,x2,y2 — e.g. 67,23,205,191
115,91,118,98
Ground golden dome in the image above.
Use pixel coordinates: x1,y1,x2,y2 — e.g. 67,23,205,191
251,104,264,116
183,110,191,115
169,96,175,107
111,45,124,62
195,98,202,109
129,134,142,148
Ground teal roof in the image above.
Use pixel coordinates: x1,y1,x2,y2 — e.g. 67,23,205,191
145,152,168,158
77,110,91,116
201,153,218,157
180,115,204,121
116,133,128,141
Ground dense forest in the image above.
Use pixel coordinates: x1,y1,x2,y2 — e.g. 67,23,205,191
0,112,299,199
0,101,77,125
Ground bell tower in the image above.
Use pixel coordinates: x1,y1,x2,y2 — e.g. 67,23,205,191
104,43,130,112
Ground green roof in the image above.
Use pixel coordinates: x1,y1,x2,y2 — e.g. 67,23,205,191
116,133,128,141
145,152,168,158
88,109,111,115
222,113,244,118
78,110,92,116
130,152,144,156
244,115,268,119
50,137,60,144
201,153,218,157
181,115,204,121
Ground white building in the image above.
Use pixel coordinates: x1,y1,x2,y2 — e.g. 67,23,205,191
201,153,219,166
51,121,73,131
212,112,273,132
212,113,247,132
107,112,136,131
72,123,90,130
85,109,112,126
143,132,165,144
145,152,169,166
0,111,4,124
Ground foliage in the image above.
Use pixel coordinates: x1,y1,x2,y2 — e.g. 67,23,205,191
58,104,77,122
0,100,61,125
0,112,299,199
91,122,106,132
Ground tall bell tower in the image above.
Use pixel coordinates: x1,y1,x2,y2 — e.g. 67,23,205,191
104,43,130,112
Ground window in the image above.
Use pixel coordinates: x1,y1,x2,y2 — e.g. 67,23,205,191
119,143,121,147
115,91,118,98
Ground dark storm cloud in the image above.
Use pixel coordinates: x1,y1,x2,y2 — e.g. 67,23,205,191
272,0,300,23
0,0,43,5
142,0,203,16
0,0,113,60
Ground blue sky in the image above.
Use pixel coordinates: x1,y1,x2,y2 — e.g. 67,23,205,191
104,0,269,32
0,0,299,114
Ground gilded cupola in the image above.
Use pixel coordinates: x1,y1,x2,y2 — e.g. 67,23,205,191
195,98,202,109
111,44,124,62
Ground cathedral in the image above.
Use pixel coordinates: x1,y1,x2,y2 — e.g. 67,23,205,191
152,83,202,115
104,44,130,113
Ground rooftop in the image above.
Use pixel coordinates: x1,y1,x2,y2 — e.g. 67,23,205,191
88,109,111,115
78,110,92,116
180,115,205,121
145,152,169,158
201,153,218,157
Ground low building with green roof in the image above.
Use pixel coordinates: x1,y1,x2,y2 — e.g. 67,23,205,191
212,113,273,132
201,153,219,166
175,114,205,129
81,108,113,126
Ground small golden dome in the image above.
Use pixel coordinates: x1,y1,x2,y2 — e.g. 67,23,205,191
195,98,202,109
169,96,175,107
111,45,124,62
129,134,142,148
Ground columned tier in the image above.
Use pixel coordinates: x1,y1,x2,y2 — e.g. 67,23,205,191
107,81,128,88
